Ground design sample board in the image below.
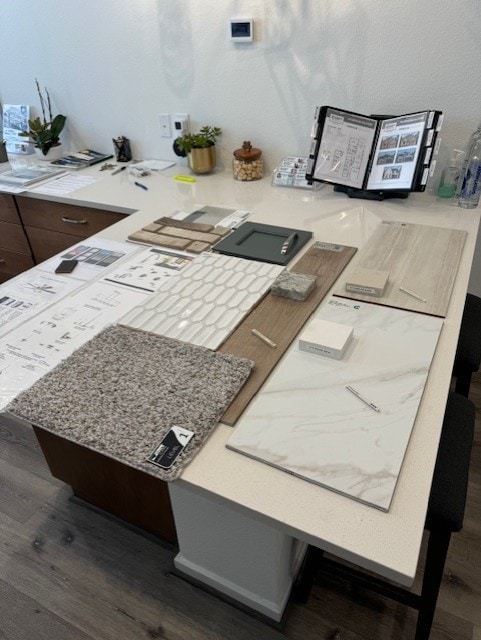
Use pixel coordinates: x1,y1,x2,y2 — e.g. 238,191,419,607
219,241,357,426
8,325,253,482
333,221,466,317
227,297,444,512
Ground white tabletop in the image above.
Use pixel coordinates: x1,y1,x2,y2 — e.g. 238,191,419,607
9,163,481,585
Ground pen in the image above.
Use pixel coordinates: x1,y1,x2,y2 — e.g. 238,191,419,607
251,328,277,348
111,166,126,176
399,286,427,303
281,232,297,255
134,181,148,191
345,385,381,413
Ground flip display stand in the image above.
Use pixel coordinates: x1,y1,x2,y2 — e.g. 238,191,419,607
333,185,409,201
333,114,409,201
306,108,443,201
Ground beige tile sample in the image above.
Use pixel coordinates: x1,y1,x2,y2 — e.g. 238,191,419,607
333,221,467,317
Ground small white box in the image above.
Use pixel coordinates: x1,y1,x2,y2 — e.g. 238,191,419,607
298,318,353,360
345,267,389,297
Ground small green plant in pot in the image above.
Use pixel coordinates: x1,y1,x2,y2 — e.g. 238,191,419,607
20,79,66,158
174,126,222,174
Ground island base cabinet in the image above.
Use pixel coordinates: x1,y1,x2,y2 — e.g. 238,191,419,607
33,426,178,546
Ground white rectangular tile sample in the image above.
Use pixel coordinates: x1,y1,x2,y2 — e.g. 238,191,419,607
227,297,444,511
120,253,284,350
333,221,467,317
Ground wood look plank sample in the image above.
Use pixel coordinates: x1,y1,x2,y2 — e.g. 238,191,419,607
219,241,357,425
130,217,230,254
333,221,467,317
159,225,221,244
142,223,163,232
128,229,191,249
155,216,215,233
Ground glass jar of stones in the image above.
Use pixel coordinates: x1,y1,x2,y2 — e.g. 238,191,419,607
233,141,263,181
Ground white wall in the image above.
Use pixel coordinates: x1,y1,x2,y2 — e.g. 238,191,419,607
1,0,481,289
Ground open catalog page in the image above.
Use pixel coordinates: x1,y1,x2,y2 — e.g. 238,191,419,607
312,108,377,189
366,112,429,191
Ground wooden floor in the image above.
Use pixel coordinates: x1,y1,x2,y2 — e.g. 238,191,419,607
1,376,480,640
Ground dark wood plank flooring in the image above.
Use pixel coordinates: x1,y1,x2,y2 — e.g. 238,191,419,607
1,373,480,640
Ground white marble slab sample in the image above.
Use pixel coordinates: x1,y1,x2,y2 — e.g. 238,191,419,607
227,297,444,511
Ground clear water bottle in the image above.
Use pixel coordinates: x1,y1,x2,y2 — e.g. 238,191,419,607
459,123,481,209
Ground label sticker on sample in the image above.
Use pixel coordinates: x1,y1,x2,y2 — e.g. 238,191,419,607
313,242,343,252
147,426,195,470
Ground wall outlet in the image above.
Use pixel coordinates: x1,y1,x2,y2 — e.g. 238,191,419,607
158,113,172,138
172,113,189,138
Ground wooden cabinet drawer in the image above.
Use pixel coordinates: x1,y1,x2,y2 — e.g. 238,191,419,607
0,194,20,223
0,247,35,276
0,220,31,253
16,196,125,238
25,226,80,263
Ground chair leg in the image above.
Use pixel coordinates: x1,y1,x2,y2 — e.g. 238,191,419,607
454,370,472,397
293,545,323,603
415,528,452,640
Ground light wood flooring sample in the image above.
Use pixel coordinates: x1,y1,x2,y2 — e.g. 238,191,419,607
154,217,215,233
128,230,191,250
333,221,467,317
219,241,357,426
158,226,221,244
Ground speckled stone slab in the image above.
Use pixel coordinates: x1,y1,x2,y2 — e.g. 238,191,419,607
271,270,317,301
7,324,253,481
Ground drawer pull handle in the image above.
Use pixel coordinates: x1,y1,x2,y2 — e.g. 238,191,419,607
61,216,88,225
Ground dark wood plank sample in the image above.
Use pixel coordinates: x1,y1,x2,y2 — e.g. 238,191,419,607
219,241,357,425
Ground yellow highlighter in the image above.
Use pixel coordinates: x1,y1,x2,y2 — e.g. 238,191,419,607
173,174,196,183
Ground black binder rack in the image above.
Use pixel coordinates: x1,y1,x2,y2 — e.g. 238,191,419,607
306,106,442,197
333,185,410,201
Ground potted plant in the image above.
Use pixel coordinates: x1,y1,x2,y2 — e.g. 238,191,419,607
174,125,222,174
20,79,66,160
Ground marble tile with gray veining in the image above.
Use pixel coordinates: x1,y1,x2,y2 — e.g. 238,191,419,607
227,297,444,511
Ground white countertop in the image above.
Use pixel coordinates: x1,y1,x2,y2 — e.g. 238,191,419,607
8,163,481,585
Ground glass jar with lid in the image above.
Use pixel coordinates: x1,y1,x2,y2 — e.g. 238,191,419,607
233,141,263,181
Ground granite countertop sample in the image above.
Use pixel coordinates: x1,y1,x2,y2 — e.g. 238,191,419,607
7,324,253,481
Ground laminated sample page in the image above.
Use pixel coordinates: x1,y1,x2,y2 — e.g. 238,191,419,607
366,112,429,190
312,108,377,189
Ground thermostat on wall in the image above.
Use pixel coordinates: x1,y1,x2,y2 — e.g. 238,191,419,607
230,18,253,42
